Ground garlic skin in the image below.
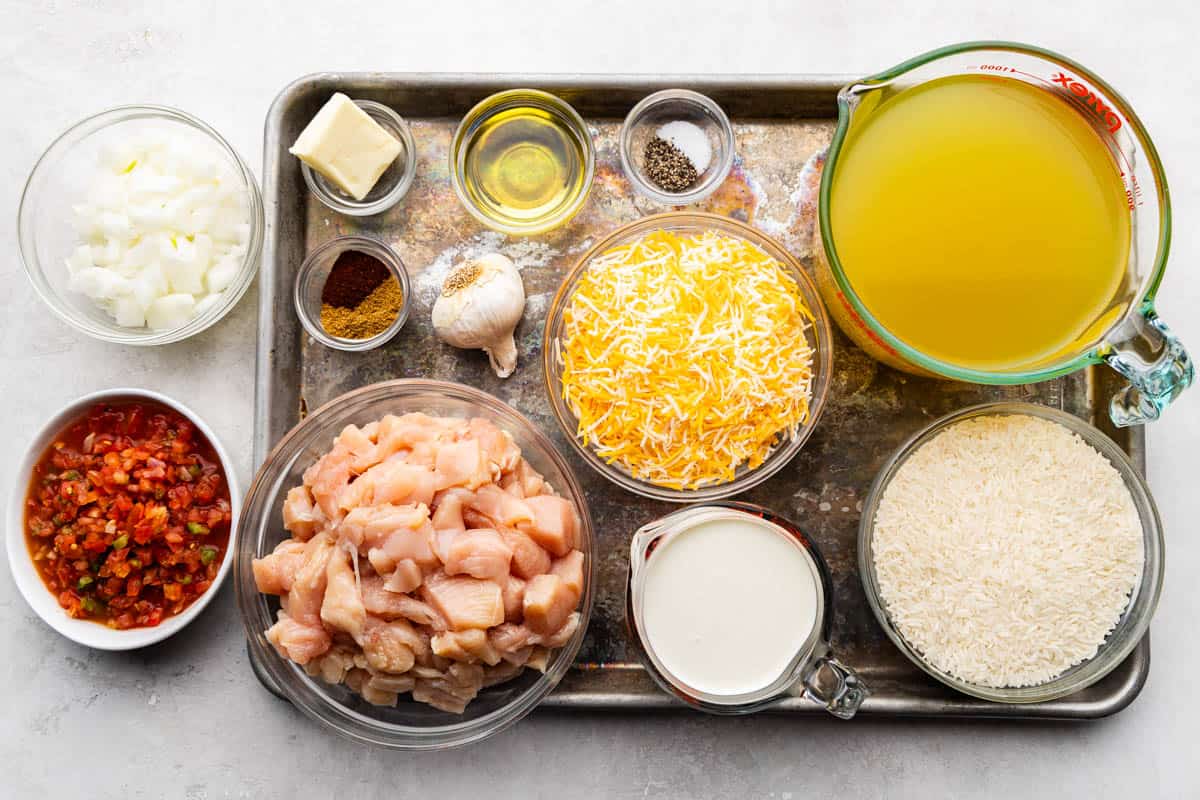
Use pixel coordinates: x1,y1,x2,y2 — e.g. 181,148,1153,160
432,253,526,378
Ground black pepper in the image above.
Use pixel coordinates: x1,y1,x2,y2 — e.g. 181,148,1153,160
643,136,699,193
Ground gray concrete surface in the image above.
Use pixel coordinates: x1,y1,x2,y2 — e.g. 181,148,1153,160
2,1,1198,797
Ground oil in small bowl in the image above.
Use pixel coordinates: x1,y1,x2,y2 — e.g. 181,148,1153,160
451,90,594,236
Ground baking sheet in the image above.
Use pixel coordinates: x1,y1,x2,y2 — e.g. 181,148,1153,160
253,73,1148,719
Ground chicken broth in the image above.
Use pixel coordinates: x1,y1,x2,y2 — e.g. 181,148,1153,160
640,515,821,698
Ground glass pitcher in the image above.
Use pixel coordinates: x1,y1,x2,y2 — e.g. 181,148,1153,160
812,41,1192,426
626,502,868,718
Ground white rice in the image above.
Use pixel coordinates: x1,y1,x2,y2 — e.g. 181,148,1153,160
871,414,1144,688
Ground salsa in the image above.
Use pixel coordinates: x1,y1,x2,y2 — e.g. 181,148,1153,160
24,400,232,629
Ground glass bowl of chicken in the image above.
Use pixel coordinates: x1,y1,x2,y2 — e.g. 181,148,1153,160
235,379,594,749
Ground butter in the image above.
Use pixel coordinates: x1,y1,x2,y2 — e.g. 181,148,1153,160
289,93,402,201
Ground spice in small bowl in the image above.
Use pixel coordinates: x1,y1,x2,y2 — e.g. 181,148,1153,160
293,235,411,352
643,121,711,193
619,90,735,206
320,250,405,340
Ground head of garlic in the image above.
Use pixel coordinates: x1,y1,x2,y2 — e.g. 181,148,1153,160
432,253,526,378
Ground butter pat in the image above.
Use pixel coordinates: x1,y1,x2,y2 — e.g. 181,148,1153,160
289,93,402,201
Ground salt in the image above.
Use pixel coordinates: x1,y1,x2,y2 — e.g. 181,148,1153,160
656,120,712,173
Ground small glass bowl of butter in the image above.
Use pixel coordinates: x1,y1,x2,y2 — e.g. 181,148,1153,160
293,95,417,217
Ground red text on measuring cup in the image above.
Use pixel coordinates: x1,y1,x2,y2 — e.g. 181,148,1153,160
1052,72,1122,134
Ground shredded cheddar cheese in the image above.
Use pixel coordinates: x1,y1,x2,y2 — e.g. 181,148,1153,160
558,229,815,490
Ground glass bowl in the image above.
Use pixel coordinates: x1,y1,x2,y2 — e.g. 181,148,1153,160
17,105,263,345
234,379,595,749
293,235,412,352
300,99,417,217
543,212,833,502
858,402,1165,704
449,89,595,236
619,89,735,206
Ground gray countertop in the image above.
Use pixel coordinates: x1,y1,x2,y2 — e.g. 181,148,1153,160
3,2,1198,798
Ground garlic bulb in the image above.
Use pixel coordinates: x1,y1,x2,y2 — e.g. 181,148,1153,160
432,253,526,378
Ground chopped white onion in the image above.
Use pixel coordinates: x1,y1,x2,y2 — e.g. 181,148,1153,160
65,131,251,330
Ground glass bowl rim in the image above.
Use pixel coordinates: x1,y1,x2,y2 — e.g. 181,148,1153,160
292,234,412,352
448,88,596,236
542,211,834,502
618,88,736,206
234,378,596,749
300,98,417,217
857,400,1165,703
16,103,264,346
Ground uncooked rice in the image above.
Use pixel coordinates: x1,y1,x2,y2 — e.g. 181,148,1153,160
871,414,1144,688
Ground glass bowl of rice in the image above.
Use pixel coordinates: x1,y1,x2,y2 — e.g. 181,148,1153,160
858,402,1164,704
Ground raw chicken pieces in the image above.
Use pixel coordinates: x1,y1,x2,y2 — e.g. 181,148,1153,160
254,413,586,714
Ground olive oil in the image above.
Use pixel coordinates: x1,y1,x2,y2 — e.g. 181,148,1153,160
461,106,588,229
829,74,1131,371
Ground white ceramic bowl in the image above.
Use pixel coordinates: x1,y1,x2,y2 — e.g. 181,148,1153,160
6,388,241,650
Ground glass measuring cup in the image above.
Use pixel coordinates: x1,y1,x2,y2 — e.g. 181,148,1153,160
813,41,1192,426
626,502,868,718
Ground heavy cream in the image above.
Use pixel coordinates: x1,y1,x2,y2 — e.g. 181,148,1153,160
639,514,821,698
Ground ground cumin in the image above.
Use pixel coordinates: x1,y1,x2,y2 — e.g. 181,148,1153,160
321,276,403,339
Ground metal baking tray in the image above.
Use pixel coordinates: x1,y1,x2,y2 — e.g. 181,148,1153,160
251,72,1149,719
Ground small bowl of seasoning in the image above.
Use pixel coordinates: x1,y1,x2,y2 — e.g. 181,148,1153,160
293,235,411,351
619,89,735,206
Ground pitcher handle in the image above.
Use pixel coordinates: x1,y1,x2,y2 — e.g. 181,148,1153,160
793,655,869,720
1101,307,1193,426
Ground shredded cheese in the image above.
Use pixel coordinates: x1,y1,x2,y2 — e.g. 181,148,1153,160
558,229,815,490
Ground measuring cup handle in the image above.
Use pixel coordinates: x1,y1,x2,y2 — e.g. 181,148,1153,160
797,655,869,719
1102,308,1194,426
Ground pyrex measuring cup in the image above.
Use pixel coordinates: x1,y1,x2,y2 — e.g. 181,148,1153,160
813,41,1192,426
626,503,868,718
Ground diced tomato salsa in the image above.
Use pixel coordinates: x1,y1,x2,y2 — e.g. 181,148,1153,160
24,400,232,629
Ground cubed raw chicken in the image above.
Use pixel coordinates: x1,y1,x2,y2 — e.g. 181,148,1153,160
281,486,326,541
470,484,534,527
526,647,551,673
482,660,525,687
334,422,379,471
302,444,353,520
465,418,521,473
431,488,471,534
252,539,307,595
434,439,491,490
540,612,581,648
413,679,469,714
501,527,551,579
281,535,335,625
520,495,578,557
338,457,436,511
265,611,331,665
523,573,576,636
421,573,504,630
431,628,502,666
360,620,417,674
501,575,526,622
488,622,534,654
360,575,447,630
319,547,365,640
366,671,416,695
383,559,424,594
439,528,513,581
550,550,585,597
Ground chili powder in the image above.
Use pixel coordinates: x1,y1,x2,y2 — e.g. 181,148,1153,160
321,249,391,308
